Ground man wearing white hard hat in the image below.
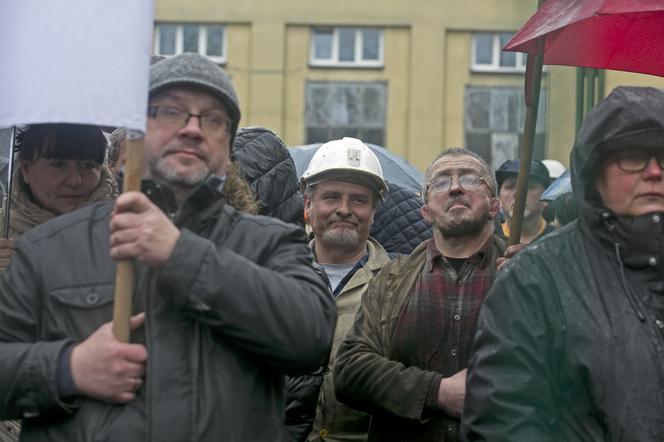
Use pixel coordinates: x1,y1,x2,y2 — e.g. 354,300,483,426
334,148,506,441
285,138,392,442
541,159,566,179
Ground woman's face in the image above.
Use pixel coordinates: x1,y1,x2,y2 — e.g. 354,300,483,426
20,158,102,215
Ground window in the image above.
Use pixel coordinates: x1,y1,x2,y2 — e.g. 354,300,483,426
154,24,226,63
471,33,526,73
310,28,383,67
464,86,547,169
305,81,387,146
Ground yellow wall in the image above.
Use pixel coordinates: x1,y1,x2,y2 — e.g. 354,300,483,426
155,0,664,170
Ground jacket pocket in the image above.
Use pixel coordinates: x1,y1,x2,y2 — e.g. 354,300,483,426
43,284,115,340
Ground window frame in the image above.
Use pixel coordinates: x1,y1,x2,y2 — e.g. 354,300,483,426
309,27,384,68
471,32,526,73
304,80,387,146
154,23,227,64
464,85,548,168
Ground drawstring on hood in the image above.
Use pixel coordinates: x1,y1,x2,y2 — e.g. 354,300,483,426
613,242,646,323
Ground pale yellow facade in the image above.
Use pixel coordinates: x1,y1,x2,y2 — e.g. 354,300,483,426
155,0,664,171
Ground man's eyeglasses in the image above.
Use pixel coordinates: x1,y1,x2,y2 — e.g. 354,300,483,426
615,149,664,172
148,105,232,135
426,174,491,194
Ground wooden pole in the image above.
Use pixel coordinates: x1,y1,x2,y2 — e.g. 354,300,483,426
2,126,16,238
508,20,545,246
112,131,144,342
576,68,586,135
586,68,597,114
597,69,606,103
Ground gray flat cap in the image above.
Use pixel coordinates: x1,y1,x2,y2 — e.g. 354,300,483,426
149,53,241,141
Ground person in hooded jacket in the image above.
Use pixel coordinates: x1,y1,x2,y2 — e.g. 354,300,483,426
463,86,664,441
369,180,432,255
232,126,304,226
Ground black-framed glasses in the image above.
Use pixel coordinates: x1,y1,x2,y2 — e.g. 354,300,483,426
426,174,491,194
148,105,232,134
615,149,664,172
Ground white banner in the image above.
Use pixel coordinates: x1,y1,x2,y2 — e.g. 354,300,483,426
0,0,154,132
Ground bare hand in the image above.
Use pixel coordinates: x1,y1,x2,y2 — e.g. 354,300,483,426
496,243,526,271
0,238,16,272
437,368,467,417
70,313,148,403
110,192,180,267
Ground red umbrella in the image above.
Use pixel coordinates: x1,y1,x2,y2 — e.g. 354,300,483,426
505,0,664,77
501,0,664,246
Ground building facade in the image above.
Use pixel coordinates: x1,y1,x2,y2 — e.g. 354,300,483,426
154,0,664,171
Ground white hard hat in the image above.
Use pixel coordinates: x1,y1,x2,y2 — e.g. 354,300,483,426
300,137,388,194
542,159,567,179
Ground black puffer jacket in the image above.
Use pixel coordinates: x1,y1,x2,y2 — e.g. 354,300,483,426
370,181,432,255
463,87,664,441
233,127,304,226
0,177,335,441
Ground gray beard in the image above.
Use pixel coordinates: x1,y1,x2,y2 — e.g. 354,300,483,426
321,227,361,248
149,157,209,190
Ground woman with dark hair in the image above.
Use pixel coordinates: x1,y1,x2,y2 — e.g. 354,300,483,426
0,123,117,442
4,123,117,234
0,124,117,269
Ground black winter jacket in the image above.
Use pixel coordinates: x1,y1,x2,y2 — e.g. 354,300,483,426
233,127,304,226
0,178,335,441
370,181,432,255
464,87,664,441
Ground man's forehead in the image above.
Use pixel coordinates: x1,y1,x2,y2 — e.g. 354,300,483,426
431,154,484,174
151,86,227,112
316,179,374,195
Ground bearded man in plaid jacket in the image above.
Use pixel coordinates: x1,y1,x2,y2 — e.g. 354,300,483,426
334,148,506,442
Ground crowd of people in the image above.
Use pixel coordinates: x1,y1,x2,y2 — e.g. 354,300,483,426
0,52,662,441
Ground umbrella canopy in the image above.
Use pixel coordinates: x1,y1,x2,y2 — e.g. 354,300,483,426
541,169,571,202
504,0,664,77
289,143,424,194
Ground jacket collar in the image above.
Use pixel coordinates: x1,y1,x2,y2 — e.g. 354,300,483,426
583,205,664,274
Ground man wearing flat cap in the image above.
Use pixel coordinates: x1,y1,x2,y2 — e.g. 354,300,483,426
0,53,335,441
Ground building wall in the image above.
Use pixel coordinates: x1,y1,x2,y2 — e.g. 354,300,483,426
155,0,664,170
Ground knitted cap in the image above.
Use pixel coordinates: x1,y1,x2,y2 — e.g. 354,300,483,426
149,53,241,143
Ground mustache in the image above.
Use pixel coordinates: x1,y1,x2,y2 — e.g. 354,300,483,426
445,195,471,210
326,215,359,227
163,141,207,159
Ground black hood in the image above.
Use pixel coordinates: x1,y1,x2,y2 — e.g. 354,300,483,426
571,86,664,227
570,86,664,282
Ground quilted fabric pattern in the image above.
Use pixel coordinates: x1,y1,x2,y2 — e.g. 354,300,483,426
233,127,304,226
371,181,432,255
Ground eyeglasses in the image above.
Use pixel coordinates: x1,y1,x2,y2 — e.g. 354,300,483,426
148,105,232,135
615,149,664,172
426,174,491,194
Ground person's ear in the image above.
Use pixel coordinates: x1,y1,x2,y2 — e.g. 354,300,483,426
303,194,312,220
489,197,501,219
19,160,31,185
421,204,432,224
